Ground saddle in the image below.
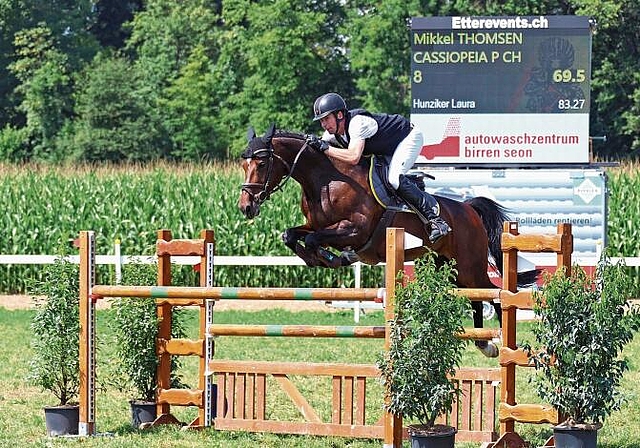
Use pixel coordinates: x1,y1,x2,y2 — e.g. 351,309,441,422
367,155,431,210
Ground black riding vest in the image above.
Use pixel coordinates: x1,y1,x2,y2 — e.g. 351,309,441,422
335,109,412,156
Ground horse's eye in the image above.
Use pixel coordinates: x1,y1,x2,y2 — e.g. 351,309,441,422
257,160,267,168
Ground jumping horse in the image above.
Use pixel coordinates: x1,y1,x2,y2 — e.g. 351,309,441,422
238,124,538,356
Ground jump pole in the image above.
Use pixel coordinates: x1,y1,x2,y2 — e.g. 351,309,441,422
90,285,384,301
206,324,499,341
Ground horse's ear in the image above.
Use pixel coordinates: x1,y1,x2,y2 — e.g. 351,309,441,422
265,123,276,139
246,126,256,142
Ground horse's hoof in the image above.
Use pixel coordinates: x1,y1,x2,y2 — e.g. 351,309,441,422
475,340,499,358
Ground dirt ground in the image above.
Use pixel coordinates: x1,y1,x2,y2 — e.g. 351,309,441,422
0,294,340,312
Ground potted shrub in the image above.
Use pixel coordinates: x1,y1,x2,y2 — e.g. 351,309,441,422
109,261,186,429
28,256,80,436
378,250,471,448
527,255,640,448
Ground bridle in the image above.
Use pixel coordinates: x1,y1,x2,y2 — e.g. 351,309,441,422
241,137,310,206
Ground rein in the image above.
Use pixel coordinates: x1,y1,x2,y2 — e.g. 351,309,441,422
241,138,309,204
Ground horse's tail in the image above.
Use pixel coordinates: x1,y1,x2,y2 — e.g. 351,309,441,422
466,197,508,271
466,196,540,287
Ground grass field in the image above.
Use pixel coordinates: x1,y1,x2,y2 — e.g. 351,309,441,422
2,305,640,447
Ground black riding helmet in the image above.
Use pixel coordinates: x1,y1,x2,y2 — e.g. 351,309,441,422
313,93,347,121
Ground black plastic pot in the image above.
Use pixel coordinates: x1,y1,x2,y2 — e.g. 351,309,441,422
130,400,157,429
408,424,457,448
553,425,598,448
44,404,79,436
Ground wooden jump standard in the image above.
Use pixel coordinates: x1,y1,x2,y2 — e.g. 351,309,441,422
486,221,573,448
78,223,573,447
79,229,218,435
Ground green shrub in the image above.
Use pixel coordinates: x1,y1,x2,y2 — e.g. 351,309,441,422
378,251,471,428
109,261,186,401
27,257,80,405
528,255,640,425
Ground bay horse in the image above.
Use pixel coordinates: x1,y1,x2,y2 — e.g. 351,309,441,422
238,124,538,356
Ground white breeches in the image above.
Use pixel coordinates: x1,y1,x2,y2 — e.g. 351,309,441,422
387,127,424,189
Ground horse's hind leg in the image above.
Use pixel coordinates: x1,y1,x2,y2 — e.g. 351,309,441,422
472,300,499,358
456,262,501,358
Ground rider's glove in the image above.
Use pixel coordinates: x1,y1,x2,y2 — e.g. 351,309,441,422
306,134,330,153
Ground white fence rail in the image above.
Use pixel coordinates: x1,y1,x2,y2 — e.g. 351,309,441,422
0,247,373,322
2,248,639,323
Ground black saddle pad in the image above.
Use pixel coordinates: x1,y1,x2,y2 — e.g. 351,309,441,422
368,155,426,209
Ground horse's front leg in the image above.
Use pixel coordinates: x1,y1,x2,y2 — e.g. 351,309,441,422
282,226,326,267
303,221,361,268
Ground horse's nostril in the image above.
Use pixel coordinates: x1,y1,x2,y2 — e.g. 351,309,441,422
240,204,256,219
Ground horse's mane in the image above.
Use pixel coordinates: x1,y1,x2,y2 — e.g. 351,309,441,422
274,130,306,140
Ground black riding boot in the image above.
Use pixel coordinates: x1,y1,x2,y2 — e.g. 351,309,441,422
397,175,451,243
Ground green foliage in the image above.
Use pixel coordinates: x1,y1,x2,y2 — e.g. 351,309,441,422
109,262,158,401
0,125,29,162
161,45,221,160
228,0,352,140
346,0,415,113
378,251,471,427
528,256,640,425
89,0,143,49
27,256,80,405
59,52,165,162
109,261,187,401
125,0,222,158
588,0,640,157
9,26,74,160
1,0,640,161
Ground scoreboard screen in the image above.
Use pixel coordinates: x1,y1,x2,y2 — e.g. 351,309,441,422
410,16,593,165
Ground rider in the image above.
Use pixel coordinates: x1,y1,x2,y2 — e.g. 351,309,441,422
307,92,451,244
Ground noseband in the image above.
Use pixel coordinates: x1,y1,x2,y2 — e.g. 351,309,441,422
241,138,309,205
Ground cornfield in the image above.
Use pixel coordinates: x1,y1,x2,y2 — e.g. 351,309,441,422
0,162,381,293
0,161,637,294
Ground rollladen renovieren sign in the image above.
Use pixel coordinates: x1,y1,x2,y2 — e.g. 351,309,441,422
410,15,592,165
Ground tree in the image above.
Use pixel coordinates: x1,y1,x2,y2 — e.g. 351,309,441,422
0,0,98,131
345,0,417,114
59,52,164,162
222,0,353,156
587,0,640,157
127,0,221,89
90,0,144,49
161,45,220,160
9,26,74,161
0,0,27,127
1,0,640,162
126,0,222,159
